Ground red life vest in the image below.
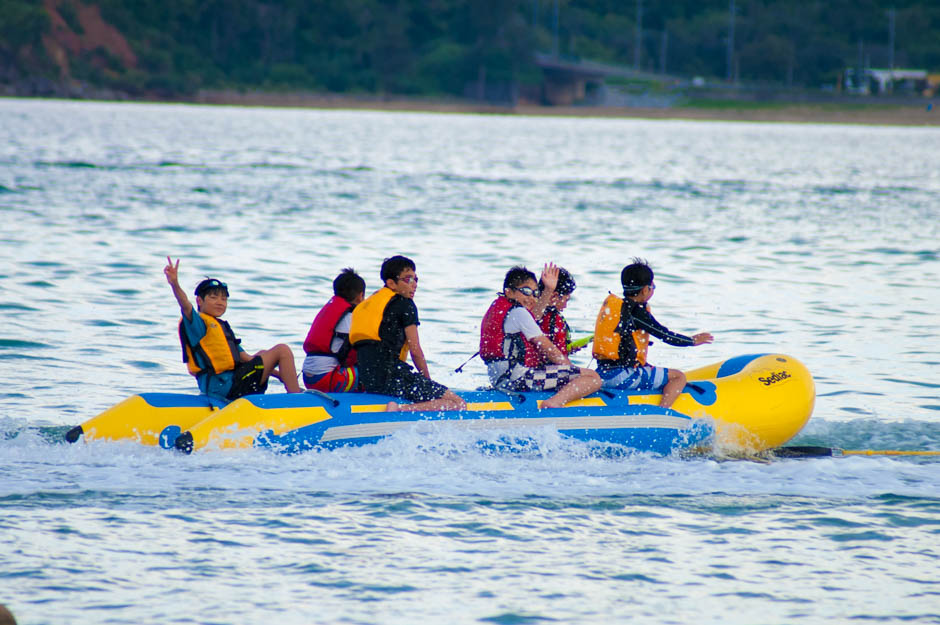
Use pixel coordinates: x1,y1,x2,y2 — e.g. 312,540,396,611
303,296,357,366
480,296,540,367
539,306,569,356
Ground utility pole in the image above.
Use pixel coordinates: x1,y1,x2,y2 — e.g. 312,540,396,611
726,0,735,82
552,0,559,57
887,8,896,70
634,0,643,70
660,29,668,75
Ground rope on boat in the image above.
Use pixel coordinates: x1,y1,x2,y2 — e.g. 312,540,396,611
774,446,940,458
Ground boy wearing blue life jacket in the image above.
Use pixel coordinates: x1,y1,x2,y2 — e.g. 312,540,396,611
164,257,301,402
593,258,713,408
301,268,365,393
350,255,466,413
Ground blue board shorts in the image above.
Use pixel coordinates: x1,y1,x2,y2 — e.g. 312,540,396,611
597,365,670,391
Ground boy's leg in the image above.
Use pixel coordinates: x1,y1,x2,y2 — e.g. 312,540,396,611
659,369,687,408
541,368,602,409
387,389,466,413
258,344,302,393
382,366,466,412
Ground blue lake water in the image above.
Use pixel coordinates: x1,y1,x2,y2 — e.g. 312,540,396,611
1,98,939,624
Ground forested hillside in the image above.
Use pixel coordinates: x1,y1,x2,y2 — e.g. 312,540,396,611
2,0,939,99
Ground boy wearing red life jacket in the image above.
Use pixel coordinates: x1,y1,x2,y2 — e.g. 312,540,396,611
302,268,365,393
350,255,466,413
592,258,713,408
164,257,301,403
537,267,578,358
480,265,601,409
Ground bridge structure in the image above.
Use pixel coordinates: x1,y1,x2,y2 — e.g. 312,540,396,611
534,52,678,105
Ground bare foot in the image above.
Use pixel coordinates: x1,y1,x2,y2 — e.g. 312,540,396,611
541,399,563,409
385,401,400,412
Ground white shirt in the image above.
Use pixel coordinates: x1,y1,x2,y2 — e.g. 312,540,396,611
486,305,544,385
302,312,351,376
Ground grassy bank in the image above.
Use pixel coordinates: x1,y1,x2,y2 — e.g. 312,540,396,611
191,89,940,126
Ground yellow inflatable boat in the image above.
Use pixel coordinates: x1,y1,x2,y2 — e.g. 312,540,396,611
67,353,815,455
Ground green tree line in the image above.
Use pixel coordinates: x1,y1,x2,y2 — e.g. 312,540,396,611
2,0,939,97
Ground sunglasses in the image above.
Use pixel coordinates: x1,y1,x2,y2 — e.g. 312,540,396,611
398,275,419,284
513,286,540,297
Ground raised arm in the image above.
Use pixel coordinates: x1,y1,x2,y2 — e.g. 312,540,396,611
164,256,194,321
533,262,558,320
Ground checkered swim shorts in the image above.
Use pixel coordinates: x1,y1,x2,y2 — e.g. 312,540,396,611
597,365,670,391
510,364,581,392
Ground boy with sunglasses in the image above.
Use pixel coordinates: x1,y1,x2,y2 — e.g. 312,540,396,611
350,255,466,413
164,257,302,403
593,258,713,408
480,265,601,409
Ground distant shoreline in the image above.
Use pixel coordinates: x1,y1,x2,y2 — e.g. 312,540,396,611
191,89,940,126
6,89,938,126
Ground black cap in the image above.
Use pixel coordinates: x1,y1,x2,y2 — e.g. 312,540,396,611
194,278,229,298
621,262,653,295
555,269,576,296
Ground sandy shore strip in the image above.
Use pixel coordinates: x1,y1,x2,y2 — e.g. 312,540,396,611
193,89,940,126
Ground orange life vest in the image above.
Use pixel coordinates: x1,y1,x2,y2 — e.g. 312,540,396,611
592,294,650,367
349,287,409,362
179,312,241,376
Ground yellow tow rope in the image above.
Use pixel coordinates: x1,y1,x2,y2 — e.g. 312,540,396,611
840,449,940,457
773,446,940,458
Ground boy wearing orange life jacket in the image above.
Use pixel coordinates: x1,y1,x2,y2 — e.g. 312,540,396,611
301,268,365,393
592,258,713,408
350,255,466,413
480,265,601,409
164,257,301,403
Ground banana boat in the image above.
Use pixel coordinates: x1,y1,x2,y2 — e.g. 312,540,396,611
66,353,814,456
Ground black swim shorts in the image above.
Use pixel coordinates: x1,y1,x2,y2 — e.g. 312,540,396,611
384,361,448,403
226,355,268,400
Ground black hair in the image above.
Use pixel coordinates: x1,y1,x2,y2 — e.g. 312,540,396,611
194,277,229,299
503,266,537,290
334,268,365,303
380,255,416,283
539,267,576,296
621,258,654,295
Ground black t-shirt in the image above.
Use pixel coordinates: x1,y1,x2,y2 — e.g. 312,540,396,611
376,295,420,357
357,294,421,392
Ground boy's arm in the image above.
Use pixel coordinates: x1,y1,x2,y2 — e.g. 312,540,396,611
404,325,431,378
164,257,194,321
633,306,695,346
532,335,571,366
533,263,558,320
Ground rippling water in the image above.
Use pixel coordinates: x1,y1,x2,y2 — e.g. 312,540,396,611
1,98,939,624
